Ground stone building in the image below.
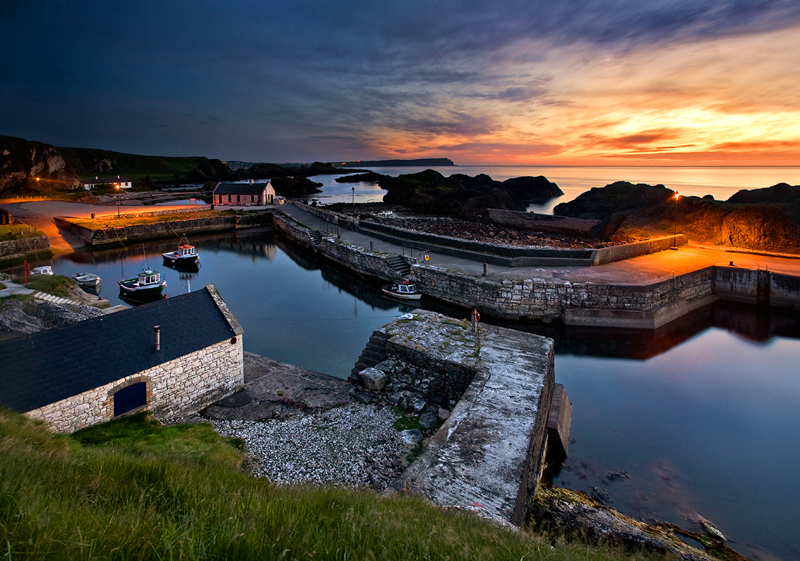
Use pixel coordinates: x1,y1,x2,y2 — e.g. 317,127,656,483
213,181,275,206
0,284,244,433
80,175,133,190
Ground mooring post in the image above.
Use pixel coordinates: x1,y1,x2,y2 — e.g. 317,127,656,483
483,262,488,276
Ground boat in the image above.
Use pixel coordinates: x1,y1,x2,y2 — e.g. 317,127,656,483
162,238,200,270
381,280,422,301
118,267,167,301
31,265,53,275
72,272,101,289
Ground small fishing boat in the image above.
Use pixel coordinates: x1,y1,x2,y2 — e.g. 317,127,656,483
162,238,200,269
31,266,53,275
72,272,101,289
118,267,166,301
381,280,422,301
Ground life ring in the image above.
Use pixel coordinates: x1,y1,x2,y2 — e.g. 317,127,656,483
474,311,481,322
424,254,430,261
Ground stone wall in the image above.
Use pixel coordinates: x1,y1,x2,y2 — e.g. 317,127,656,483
272,206,800,326
272,210,403,281
55,212,271,246
590,235,686,265
488,208,598,236
0,235,51,262
92,205,213,221
26,337,244,433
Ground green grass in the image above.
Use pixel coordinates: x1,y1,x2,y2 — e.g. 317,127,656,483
0,409,671,561
11,274,73,297
0,410,668,560
0,224,45,241
64,210,224,230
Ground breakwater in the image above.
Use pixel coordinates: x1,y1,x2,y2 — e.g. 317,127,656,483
55,212,271,246
271,207,800,328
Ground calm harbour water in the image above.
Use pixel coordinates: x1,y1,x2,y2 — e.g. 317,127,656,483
12,165,800,560
31,224,797,561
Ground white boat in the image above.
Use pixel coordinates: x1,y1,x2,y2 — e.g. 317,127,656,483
73,272,101,288
118,267,166,302
162,238,200,270
31,266,53,275
381,280,422,301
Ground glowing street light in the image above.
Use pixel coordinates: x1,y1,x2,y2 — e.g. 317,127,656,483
672,191,680,249
116,184,121,217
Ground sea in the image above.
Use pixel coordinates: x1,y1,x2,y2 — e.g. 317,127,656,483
306,165,800,214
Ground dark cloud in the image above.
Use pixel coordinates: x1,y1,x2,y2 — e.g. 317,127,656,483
1,0,798,161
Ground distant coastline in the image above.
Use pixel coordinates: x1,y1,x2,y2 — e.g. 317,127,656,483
335,158,454,167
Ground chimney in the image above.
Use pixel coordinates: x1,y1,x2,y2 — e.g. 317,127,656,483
154,325,161,351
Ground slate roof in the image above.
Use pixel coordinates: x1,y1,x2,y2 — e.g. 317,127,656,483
0,285,243,414
213,182,273,196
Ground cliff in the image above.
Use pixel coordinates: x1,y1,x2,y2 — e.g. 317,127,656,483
0,136,79,193
554,181,800,253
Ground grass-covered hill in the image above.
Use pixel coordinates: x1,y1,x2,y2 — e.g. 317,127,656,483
0,408,665,561
57,146,209,183
0,136,345,195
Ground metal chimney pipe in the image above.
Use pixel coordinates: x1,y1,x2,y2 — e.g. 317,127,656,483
154,325,161,351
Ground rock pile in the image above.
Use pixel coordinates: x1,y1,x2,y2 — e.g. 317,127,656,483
349,356,469,435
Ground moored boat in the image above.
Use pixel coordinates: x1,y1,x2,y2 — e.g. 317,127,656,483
73,272,101,288
381,280,422,301
162,238,200,269
118,267,166,301
31,266,53,275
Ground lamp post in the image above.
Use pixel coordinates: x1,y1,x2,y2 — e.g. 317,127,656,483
116,184,121,218
672,192,680,249
351,186,355,224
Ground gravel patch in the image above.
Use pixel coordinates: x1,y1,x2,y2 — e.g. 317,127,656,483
175,404,411,490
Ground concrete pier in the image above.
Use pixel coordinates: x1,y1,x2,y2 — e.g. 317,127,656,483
378,311,565,526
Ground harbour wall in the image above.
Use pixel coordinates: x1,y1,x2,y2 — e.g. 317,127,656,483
55,212,271,246
293,201,685,267
0,235,51,262
271,210,800,328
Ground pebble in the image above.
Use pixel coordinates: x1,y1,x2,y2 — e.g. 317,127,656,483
171,404,409,491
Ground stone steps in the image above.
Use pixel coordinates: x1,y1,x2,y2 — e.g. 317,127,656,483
386,254,411,277
309,230,323,245
349,331,388,382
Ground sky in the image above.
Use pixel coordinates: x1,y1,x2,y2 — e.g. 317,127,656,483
2,0,800,166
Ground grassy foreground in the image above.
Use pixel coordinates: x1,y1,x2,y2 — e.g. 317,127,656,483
0,410,665,561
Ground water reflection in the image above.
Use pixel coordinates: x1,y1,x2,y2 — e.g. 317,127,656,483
4,227,800,559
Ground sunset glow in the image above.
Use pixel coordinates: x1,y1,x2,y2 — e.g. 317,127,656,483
2,1,799,165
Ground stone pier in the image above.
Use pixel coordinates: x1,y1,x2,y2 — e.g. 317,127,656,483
362,310,568,526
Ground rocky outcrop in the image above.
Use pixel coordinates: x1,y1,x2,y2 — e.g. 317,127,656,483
0,136,79,193
357,169,562,219
554,181,800,253
270,176,323,197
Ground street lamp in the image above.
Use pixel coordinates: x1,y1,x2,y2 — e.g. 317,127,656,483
671,192,680,249
351,186,355,224
116,184,121,218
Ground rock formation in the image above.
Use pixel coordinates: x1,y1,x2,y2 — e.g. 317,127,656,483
554,181,800,253
0,136,80,193
343,169,563,219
